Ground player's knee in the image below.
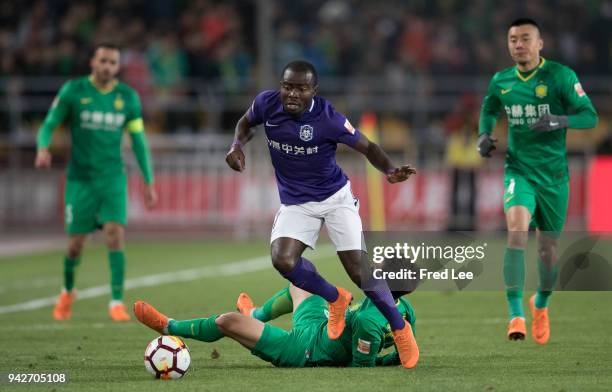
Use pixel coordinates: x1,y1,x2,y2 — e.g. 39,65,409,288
507,231,528,248
538,245,557,264
67,244,83,259
271,248,298,274
67,238,85,259
215,313,239,332
104,224,124,250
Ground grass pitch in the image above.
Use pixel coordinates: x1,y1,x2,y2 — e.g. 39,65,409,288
1,238,611,391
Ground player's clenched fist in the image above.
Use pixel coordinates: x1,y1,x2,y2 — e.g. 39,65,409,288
226,146,246,172
386,165,417,184
35,148,52,169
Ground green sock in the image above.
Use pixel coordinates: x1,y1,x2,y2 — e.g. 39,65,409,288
108,251,125,301
168,316,223,342
63,256,81,291
535,258,558,309
504,247,525,319
252,286,293,322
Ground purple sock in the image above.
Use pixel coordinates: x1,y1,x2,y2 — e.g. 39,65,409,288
364,278,406,331
282,257,339,302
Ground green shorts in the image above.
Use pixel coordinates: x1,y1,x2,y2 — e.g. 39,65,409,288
251,296,328,367
64,175,128,234
503,172,569,234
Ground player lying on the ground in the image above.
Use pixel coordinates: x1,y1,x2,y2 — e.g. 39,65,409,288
134,285,417,367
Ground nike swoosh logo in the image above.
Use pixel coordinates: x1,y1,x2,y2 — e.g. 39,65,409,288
550,122,559,127
504,196,514,203
265,121,279,127
501,89,512,94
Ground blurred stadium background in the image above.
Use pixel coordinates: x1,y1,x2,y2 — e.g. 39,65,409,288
1,2,611,388
1,0,611,239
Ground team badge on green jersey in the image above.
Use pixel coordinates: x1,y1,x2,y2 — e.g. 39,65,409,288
535,84,548,98
114,96,124,110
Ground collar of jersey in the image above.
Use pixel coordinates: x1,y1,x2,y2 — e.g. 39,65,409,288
88,76,118,94
515,57,546,82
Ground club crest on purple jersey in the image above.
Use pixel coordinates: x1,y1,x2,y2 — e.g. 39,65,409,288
299,124,314,142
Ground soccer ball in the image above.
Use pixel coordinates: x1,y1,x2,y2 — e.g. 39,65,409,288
144,336,191,380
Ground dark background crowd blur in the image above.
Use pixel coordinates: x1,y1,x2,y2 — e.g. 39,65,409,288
0,0,610,155
2,0,611,81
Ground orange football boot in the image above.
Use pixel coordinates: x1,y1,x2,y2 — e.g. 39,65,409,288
327,287,352,340
109,302,131,322
236,292,256,317
53,290,76,320
507,317,526,340
392,320,420,369
530,295,550,345
133,301,169,334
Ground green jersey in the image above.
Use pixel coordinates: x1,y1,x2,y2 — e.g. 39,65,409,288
37,76,153,183
306,297,415,367
479,58,598,185
343,297,414,367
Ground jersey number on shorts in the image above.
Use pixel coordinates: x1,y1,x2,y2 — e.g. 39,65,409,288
507,178,516,195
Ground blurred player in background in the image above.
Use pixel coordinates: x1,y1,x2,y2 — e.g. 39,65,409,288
35,43,157,321
134,285,416,367
225,60,418,368
477,18,598,343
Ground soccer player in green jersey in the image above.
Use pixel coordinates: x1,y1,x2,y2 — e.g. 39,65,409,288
134,285,416,367
35,44,157,322
477,18,598,343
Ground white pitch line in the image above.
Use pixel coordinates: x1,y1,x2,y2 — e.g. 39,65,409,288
0,246,337,315
0,316,584,332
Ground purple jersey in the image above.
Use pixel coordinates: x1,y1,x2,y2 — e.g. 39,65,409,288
247,90,362,205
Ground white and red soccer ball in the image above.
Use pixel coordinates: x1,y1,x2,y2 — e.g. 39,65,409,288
144,336,190,380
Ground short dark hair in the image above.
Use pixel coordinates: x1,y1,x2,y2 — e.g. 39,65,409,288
281,60,318,86
509,18,540,32
92,43,120,56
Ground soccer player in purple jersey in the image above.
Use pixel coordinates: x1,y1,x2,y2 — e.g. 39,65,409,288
225,60,419,368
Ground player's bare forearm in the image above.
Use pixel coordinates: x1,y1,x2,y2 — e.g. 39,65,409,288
366,142,396,174
226,114,254,172
352,135,416,183
233,114,256,146
353,135,394,173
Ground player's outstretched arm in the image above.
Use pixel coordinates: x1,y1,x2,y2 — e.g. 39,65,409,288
351,134,416,184
226,113,255,172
